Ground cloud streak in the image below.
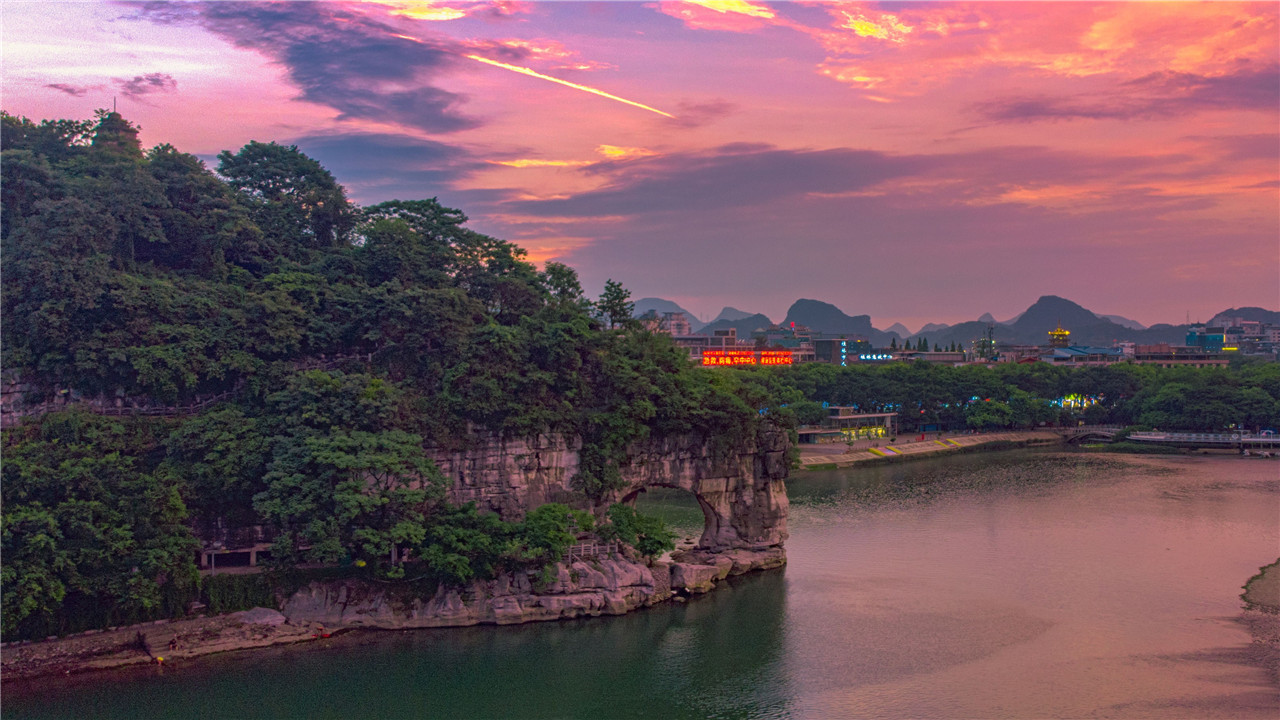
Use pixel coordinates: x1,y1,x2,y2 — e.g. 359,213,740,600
464,53,674,118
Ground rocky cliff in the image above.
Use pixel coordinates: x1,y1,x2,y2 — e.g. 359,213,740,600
282,424,791,630
430,424,790,551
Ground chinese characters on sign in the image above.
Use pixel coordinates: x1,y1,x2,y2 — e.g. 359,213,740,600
702,350,793,366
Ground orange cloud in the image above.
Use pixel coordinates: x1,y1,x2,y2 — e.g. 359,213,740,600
809,2,1280,98
490,159,593,168
836,9,913,43
595,145,656,160
655,0,778,32
365,1,529,21
685,0,775,19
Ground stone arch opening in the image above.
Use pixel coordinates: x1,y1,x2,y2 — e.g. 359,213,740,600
619,483,719,550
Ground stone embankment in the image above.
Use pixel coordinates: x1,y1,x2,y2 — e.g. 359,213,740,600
796,430,1062,470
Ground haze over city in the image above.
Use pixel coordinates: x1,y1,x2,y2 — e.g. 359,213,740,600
4,1,1277,329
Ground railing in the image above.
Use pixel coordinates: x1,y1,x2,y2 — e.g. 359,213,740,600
563,541,621,564
1128,431,1280,445
1055,425,1122,437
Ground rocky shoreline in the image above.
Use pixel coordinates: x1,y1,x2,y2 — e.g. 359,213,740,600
1241,559,1280,688
1,546,784,681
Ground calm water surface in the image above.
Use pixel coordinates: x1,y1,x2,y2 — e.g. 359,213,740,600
8,450,1278,719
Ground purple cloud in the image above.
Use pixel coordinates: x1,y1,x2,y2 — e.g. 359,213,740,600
289,132,488,205
508,144,926,217
664,99,738,129
45,83,91,96
116,72,177,98
976,64,1280,123
133,1,479,134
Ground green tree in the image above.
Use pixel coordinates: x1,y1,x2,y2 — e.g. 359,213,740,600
597,279,634,330
598,504,675,560
216,141,355,257
1,411,198,638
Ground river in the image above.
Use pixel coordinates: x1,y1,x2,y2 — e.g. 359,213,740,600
7,450,1278,719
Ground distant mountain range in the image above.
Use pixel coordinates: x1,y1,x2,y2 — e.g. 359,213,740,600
632,297,707,332
1099,314,1147,330
1211,307,1280,325
633,294,1275,348
697,313,774,339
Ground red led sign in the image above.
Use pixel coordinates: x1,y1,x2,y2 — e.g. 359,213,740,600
702,350,756,366
701,349,794,366
759,350,794,366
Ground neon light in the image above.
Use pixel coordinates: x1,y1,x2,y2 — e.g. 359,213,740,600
701,349,793,366
702,350,756,366
760,350,793,366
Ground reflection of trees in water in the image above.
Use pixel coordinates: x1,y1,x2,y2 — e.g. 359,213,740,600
632,486,707,538
791,450,1145,514
369,569,795,718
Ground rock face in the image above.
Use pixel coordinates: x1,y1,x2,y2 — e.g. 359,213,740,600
281,546,789,630
430,424,790,552
282,424,791,630
283,554,668,629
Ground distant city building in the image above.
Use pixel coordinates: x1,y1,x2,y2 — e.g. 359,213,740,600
797,407,898,444
1131,344,1229,368
662,311,692,336
640,310,693,336
1047,324,1071,348
893,350,967,365
672,328,748,362
995,344,1042,363
664,309,1277,367
1039,346,1126,365
1185,324,1225,352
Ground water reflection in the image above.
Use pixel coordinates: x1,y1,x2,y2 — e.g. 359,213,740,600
8,451,1278,719
8,570,792,720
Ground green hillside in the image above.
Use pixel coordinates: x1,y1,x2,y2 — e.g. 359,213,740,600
0,112,775,639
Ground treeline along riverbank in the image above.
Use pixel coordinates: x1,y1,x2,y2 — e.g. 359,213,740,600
3,112,1278,657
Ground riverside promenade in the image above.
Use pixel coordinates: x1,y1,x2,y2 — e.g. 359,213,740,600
796,430,1062,470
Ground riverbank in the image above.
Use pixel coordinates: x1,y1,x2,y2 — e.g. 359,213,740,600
796,430,1062,470
0,608,323,681
1242,560,1280,687
1,547,785,682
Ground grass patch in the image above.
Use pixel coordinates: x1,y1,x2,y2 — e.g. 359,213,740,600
804,462,838,471
1096,441,1184,455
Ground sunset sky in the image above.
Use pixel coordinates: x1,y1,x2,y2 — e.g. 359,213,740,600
4,1,1277,331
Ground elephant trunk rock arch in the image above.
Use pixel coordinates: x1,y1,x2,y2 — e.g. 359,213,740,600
437,423,790,550
610,425,790,552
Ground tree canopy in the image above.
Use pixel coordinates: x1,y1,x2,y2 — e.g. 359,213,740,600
1,112,770,639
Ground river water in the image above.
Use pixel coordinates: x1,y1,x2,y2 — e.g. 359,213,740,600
8,450,1278,719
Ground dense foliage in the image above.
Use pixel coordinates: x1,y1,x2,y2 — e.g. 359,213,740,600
749,359,1280,433
0,112,766,639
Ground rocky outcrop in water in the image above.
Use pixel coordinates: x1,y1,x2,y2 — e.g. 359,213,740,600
280,546,786,629
280,421,790,631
